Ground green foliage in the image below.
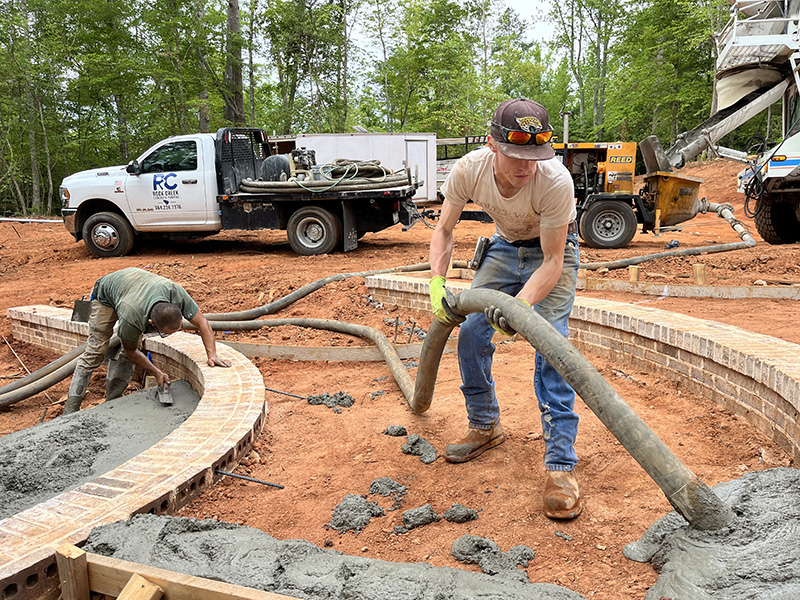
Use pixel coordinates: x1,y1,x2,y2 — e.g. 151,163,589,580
0,0,786,214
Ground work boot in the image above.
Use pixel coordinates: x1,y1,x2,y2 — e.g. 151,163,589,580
105,355,135,401
444,422,506,463
63,365,93,415
543,470,583,519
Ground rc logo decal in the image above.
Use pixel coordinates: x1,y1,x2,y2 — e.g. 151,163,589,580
151,172,182,210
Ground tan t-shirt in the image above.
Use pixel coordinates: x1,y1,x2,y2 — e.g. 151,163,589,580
441,146,576,242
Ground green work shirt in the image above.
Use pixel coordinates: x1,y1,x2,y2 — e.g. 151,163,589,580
95,268,199,344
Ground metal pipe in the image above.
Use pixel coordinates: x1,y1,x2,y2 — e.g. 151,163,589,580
411,288,734,530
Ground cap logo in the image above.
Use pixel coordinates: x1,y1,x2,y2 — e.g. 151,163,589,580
516,116,541,132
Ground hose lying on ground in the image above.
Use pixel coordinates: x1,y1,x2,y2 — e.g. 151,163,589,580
411,288,734,531
1,262,467,406
582,201,756,271
0,338,120,409
188,318,415,403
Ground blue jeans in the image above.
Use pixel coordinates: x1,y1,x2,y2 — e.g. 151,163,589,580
457,233,580,471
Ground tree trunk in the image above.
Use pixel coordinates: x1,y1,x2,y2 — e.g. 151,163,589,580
195,0,211,132
20,0,41,212
114,94,130,161
224,0,245,126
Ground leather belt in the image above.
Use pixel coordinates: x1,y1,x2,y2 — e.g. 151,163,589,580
509,221,577,247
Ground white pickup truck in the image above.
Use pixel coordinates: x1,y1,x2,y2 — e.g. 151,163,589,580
60,127,422,257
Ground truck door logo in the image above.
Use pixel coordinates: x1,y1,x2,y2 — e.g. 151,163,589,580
151,173,182,209
153,173,178,191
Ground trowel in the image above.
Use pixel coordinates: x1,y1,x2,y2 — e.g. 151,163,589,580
157,383,173,406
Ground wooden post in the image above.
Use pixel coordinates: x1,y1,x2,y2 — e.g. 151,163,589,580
56,544,90,600
692,263,707,285
117,573,164,600
628,265,640,283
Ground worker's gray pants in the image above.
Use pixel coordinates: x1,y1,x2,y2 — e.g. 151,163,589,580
65,299,140,412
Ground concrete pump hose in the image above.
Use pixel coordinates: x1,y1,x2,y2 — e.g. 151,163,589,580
411,288,734,531
0,343,86,395
0,336,116,408
191,318,414,402
203,262,468,322
582,199,756,271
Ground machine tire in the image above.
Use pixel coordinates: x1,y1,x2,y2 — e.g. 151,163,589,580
579,200,637,249
82,212,136,257
287,206,343,255
754,196,800,244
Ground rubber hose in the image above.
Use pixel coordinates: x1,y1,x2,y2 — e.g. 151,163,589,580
0,343,86,395
411,289,734,531
191,318,414,402
203,262,468,322
582,201,756,271
0,337,118,408
240,174,409,189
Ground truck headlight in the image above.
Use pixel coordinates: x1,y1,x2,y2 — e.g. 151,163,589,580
60,186,70,207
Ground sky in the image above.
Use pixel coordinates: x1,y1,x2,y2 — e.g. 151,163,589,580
504,0,553,43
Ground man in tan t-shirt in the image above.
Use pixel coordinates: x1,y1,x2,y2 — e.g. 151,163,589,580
429,98,582,519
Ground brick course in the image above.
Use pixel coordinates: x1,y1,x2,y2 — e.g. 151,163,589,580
2,306,266,600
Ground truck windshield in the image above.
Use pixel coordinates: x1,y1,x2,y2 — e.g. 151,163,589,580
141,141,198,173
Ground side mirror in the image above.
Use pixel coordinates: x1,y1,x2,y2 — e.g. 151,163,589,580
126,160,141,175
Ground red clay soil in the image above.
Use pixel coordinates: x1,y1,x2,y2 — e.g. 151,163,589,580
0,158,797,599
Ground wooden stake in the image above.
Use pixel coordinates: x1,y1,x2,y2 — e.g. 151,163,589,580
56,543,90,600
692,263,707,285
628,265,640,283
117,573,163,600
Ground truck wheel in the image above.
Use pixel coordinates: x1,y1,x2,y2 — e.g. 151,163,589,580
82,212,136,257
579,200,637,249
754,196,800,244
287,206,343,255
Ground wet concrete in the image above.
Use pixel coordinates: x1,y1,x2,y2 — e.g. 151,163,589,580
401,433,438,463
307,391,355,412
451,535,536,583
442,503,479,523
329,494,385,533
0,381,200,520
624,467,800,599
85,514,586,599
402,503,440,530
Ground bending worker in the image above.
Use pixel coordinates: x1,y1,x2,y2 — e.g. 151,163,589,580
429,98,582,519
64,267,231,414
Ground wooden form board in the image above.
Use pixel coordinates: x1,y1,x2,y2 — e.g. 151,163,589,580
56,545,300,600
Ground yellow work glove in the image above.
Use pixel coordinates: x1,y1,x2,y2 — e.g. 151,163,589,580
429,276,459,326
485,298,530,336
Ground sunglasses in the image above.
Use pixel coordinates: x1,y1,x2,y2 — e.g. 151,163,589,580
492,121,554,146
150,319,179,338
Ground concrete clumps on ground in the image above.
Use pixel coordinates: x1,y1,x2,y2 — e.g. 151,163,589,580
451,535,536,583
307,390,355,413
368,477,407,506
85,514,586,599
383,424,408,437
624,467,800,600
0,381,199,519
442,503,479,523
401,433,438,463
402,503,441,530
329,493,385,533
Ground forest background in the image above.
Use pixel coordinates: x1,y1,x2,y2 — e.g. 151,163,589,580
1,0,769,215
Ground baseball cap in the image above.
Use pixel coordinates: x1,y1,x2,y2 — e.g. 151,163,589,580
490,98,555,161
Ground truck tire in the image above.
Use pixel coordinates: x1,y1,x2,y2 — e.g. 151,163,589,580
754,196,800,244
579,200,637,249
287,206,343,255
82,212,136,257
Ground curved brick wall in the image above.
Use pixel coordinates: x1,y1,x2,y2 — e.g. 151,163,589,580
0,313,266,600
